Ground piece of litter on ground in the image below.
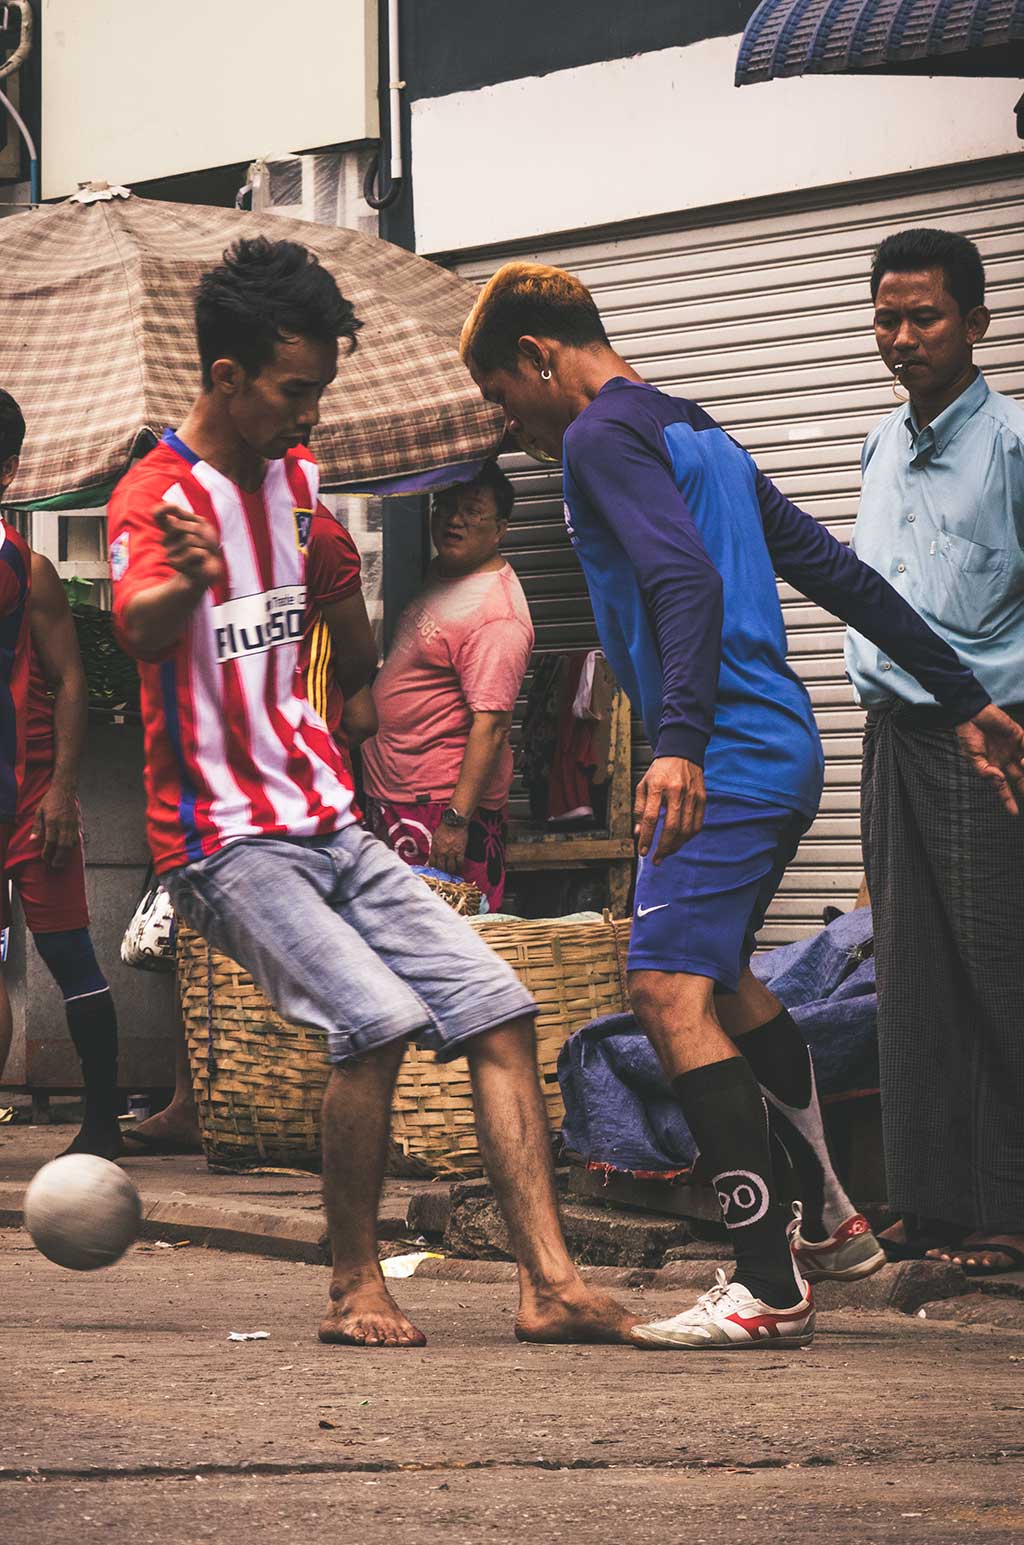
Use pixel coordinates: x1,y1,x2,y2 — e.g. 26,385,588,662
381,1250,443,1279
917,1308,927,1318
227,1331,269,1342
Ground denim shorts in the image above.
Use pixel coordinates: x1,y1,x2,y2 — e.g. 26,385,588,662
627,793,810,993
164,825,537,1065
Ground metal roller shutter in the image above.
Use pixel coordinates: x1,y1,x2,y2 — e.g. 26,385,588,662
454,159,1024,943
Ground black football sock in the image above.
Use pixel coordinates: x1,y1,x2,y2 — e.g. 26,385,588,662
63,990,122,1158
737,1009,854,1243
672,1056,803,1307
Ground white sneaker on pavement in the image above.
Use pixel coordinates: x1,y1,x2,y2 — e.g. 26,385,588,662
630,1269,815,1351
789,1211,886,1283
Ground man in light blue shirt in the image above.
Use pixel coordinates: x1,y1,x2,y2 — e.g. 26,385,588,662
849,227,1024,1276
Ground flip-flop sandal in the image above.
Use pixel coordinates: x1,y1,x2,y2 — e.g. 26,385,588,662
953,1243,1024,1277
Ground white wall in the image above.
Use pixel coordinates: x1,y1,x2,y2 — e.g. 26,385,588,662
412,34,1023,253
41,0,379,199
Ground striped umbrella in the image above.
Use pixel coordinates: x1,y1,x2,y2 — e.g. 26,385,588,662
0,187,502,508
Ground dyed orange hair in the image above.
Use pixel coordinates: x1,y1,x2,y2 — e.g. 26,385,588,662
460,261,608,372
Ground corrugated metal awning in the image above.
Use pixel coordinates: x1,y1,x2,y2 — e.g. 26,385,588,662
736,0,1024,85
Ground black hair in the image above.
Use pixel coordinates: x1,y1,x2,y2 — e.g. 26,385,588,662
870,228,986,315
0,389,26,463
195,236,362,388
474,460,515,522
435,460,515,524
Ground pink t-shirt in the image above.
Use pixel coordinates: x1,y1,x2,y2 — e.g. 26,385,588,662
362,563,534,809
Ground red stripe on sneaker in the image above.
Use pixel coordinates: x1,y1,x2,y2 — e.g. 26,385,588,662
726,1304,810,1336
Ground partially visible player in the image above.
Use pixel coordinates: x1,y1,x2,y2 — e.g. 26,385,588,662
0,391,33,1079
12,555,125,1157
0,393,124,1158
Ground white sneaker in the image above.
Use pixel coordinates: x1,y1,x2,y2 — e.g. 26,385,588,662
630,1269,815,1350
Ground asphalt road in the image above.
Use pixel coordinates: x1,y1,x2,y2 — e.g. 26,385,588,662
4,1230,1022,1543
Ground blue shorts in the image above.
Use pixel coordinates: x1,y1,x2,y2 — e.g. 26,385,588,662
627,793,809,992
164,825,537,1065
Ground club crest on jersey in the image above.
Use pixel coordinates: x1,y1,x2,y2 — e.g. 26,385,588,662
212,585,307,664
293,508,313,550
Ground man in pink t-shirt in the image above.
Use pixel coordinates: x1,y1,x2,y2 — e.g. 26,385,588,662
362,463,533,908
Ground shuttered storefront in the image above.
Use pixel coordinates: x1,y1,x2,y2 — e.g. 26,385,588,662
454,159,1024,944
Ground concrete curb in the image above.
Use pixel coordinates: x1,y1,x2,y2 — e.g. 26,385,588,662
0,1180,972,1312
0,1181,329,1268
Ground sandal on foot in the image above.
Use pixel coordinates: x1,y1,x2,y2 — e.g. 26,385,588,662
952,1242,1024,1277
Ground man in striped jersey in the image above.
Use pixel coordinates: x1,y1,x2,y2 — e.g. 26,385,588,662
109,237,635,1350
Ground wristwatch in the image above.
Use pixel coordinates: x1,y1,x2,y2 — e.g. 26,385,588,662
441,806,469,830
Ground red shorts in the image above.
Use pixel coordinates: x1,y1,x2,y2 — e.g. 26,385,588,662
365,797,509,912
5,758,89,934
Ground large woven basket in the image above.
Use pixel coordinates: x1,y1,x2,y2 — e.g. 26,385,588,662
392,915,630,1175
177,912,632,1174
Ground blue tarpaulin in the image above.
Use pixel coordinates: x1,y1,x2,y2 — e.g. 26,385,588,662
558,907,877,1176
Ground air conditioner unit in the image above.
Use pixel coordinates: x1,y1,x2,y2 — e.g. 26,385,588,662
0,64,22,181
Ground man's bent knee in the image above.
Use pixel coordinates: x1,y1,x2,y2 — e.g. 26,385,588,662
628,969,715,1036
329,1035,409,1082
464,1015,538,1072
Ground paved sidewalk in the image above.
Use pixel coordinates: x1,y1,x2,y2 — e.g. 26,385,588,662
2,1235,1023,1545
0,1124,437,1264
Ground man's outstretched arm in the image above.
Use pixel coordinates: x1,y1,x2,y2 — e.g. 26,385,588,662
754,466,1024,814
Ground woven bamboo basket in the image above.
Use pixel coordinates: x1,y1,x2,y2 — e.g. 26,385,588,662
391,914,631,1175
177,908,633,1174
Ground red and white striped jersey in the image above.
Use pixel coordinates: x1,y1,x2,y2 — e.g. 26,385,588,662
108,431,355,874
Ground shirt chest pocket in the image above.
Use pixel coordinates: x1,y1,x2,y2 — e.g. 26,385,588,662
936,526,1007,579
928,521,1009,636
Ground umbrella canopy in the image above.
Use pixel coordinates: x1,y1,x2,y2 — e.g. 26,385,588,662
736,0,1024,85
0,189,502,507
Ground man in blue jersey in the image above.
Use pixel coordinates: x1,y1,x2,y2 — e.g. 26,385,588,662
461,263,1024,1352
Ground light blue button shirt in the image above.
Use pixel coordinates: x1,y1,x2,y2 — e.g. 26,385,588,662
846,372,1024,708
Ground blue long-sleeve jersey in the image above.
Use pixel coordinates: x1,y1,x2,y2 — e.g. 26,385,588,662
562,377,989,819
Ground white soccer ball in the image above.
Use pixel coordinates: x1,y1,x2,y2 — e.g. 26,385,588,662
24,1154,142,1271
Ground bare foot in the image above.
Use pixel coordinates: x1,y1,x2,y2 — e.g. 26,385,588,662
515,1281,641,1345
121,1103,202,1155
318,1279,427,1348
